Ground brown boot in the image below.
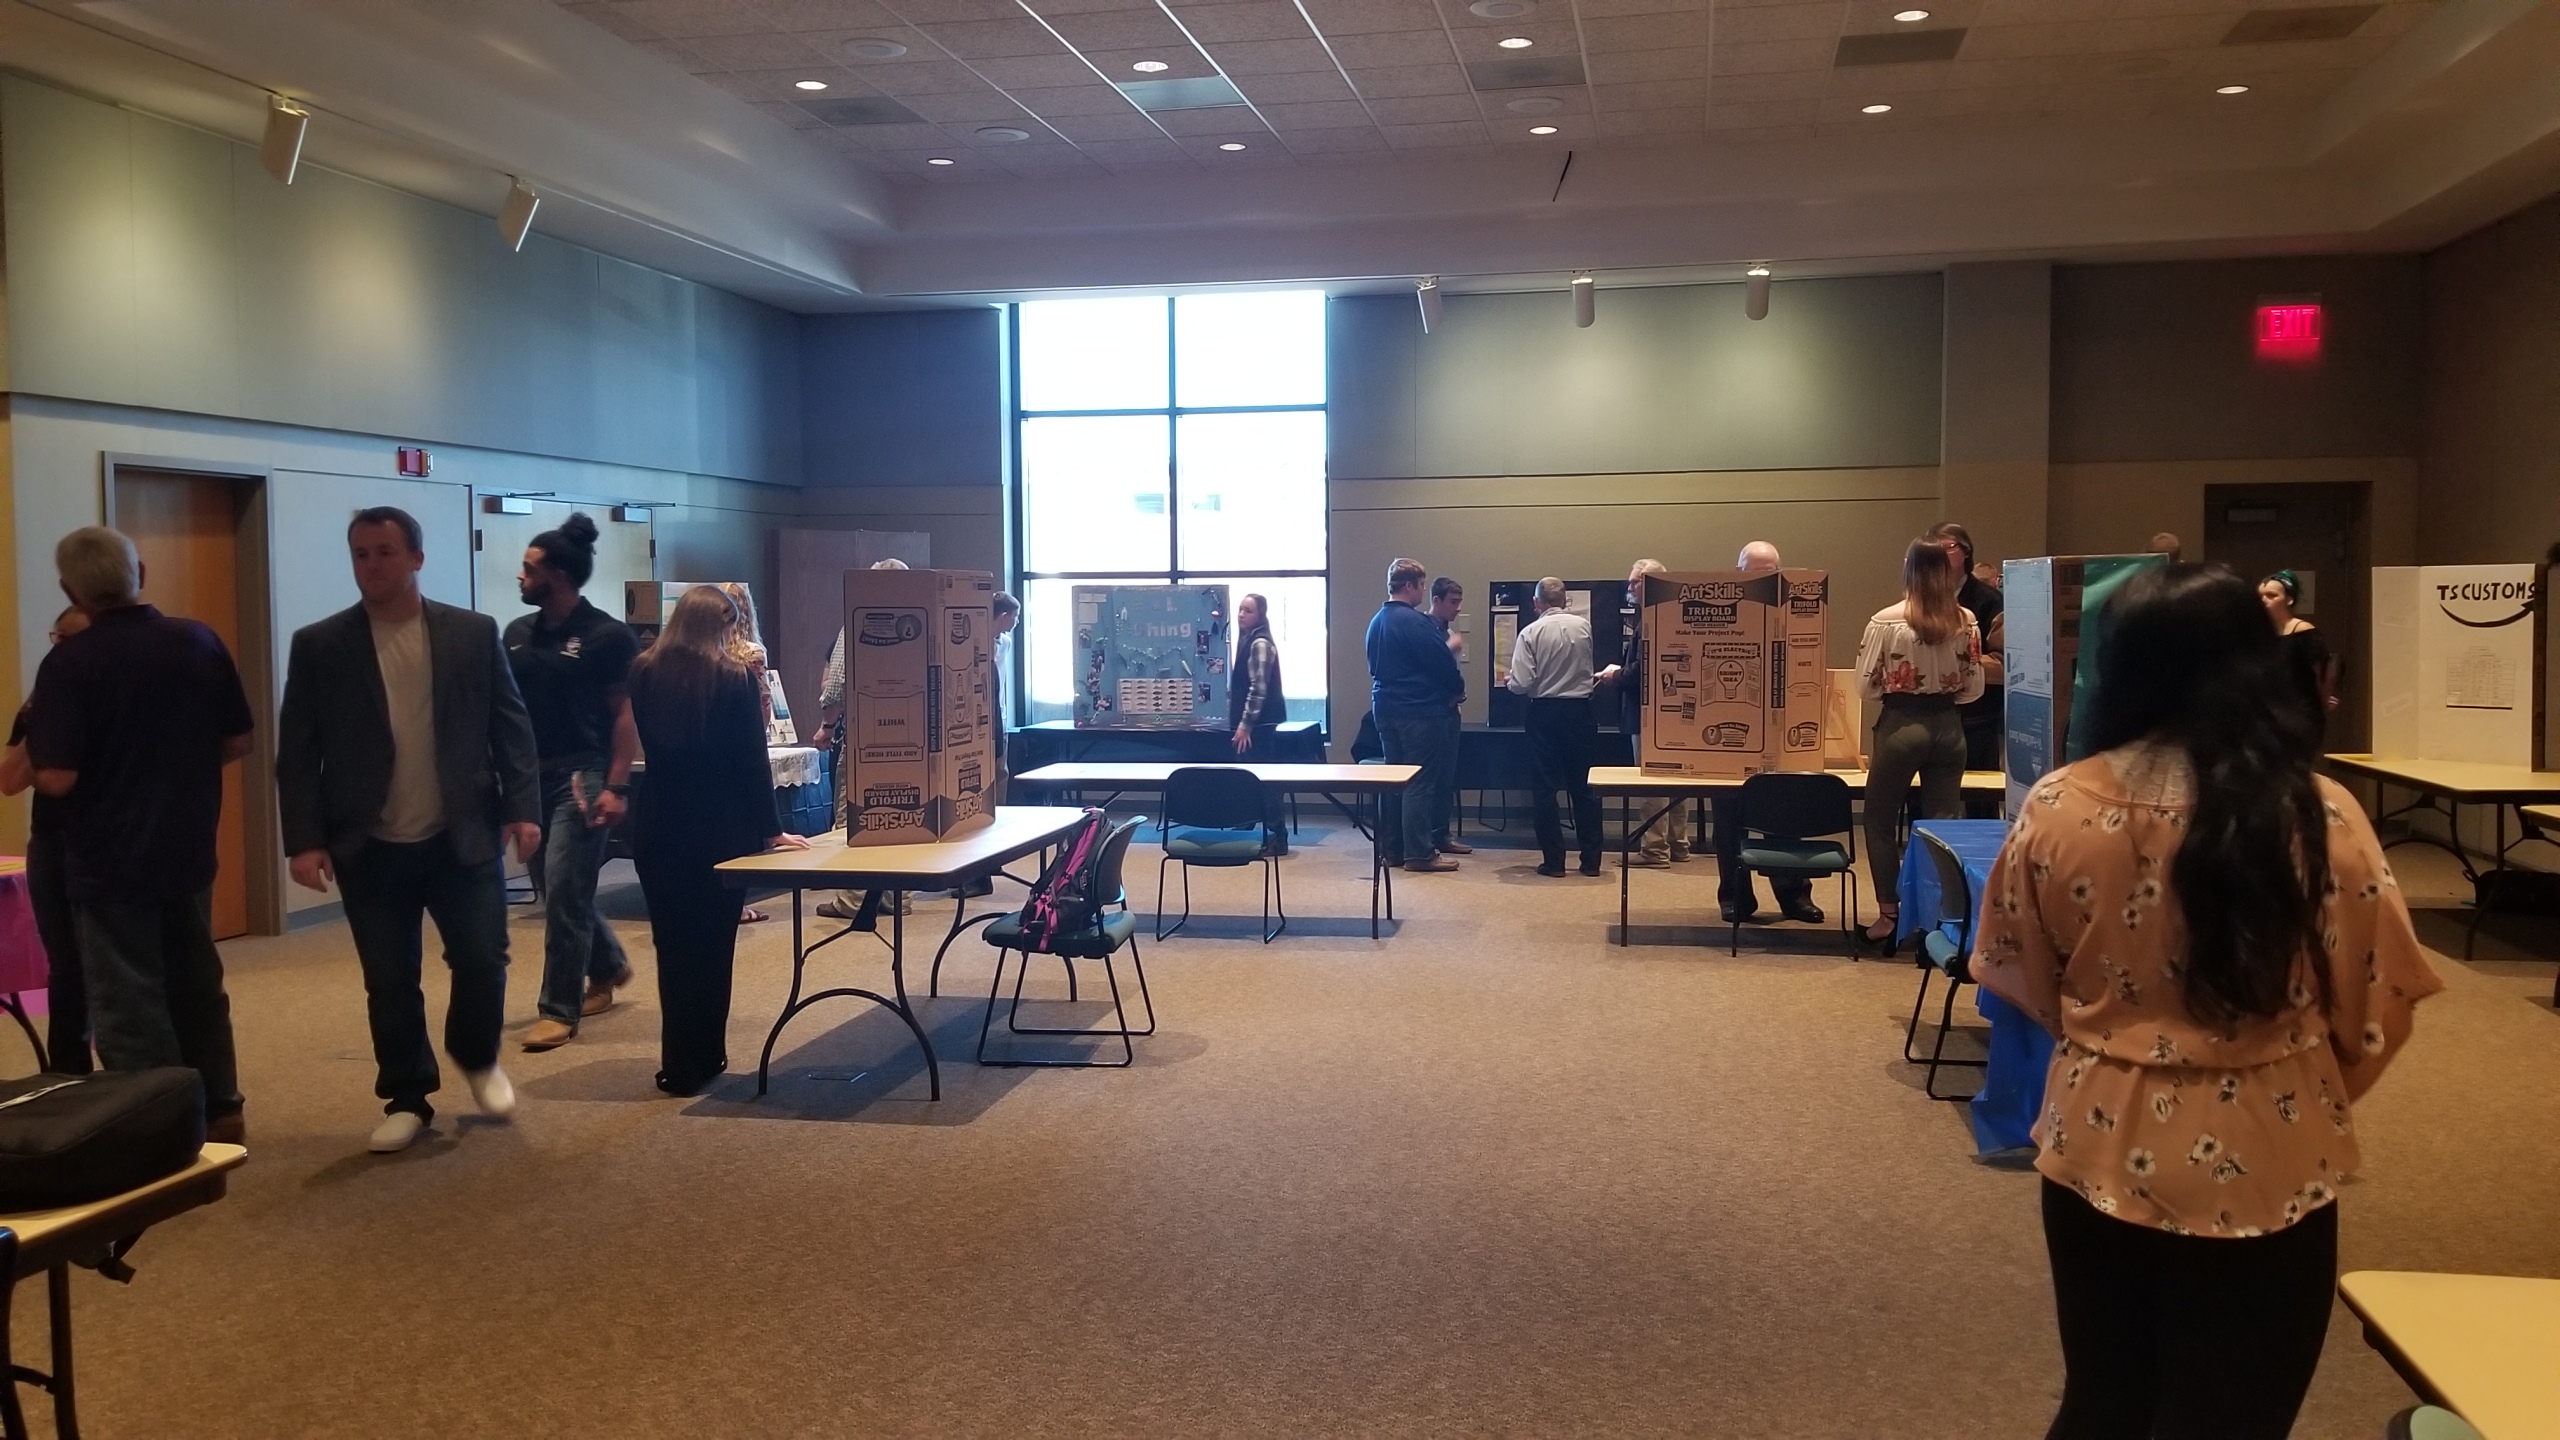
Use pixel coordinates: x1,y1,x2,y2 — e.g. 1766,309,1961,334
582,964,634,1017
522,1019,578,1052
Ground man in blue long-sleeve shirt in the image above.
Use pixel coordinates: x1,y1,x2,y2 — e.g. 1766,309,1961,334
1365,557,1464,872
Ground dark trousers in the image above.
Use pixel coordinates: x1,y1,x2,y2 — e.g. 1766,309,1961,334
1240,723,1288,849
1375,712,1452,865
534,768,630,1025
2040,1179,2335,1440
1866,701,1968,902
337,837,511,1120
1524,698,1602,868
1712,807,1810,911
636,853,742,1088
73,889,239,1117
1960,686,2004,819
1432,710,1462,846
27,829,91,1074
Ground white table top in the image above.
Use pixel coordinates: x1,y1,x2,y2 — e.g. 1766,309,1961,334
2523,805,2560,830
2324,754,2560,800
0,1143,245,1276
1014,762,1419,791
2340,1270,2560,1438
1585,766,2007,795
715,806,1090,887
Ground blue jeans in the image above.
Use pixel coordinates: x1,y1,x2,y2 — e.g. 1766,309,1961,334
536,768,630,1025
73,889,239,1118
1375,712,1452,864
338,837,510,1120
1432,709,1463,847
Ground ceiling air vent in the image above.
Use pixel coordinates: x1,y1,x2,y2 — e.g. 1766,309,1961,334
1834,28,1967,66
1464,55,1587,91
795,96,927,126
2224,5,2378,44
1115,76,1247,111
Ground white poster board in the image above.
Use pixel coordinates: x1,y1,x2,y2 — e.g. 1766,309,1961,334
2369,564,2540,766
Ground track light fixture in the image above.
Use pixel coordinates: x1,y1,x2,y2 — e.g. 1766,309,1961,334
261,95,309,184
1745,264,1772,321
498,178,541,252
1417,276,1443,334
1572,271,1595,328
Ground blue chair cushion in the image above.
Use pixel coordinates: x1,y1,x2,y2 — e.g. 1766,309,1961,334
984,908,1138,960
1737,841,1851,872
1165,825,1267,863
1921,928,1969,978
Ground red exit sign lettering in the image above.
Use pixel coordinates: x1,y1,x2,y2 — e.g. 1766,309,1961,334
2256,301,2322,361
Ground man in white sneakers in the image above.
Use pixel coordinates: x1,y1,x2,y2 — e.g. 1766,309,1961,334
277,507,543,1153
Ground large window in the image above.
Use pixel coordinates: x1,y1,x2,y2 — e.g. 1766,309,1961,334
1013,292,1328,725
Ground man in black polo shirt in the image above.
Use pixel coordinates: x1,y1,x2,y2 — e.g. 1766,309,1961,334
504,514,640,1052
27,527,254,1142
1926,521,2005,817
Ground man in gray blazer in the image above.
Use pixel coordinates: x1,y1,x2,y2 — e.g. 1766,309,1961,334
277,506,542,1154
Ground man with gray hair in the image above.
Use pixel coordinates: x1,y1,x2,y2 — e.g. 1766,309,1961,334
27,526,255,1143
1711,541,1821,924
1502,577,1603,876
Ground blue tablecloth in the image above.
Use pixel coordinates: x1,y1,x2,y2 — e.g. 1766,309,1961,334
1896,819,2052,1158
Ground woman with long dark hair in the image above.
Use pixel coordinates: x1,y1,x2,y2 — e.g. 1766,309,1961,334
1853,537,1986,947
1972,564,2439,1440
626,586,805,1095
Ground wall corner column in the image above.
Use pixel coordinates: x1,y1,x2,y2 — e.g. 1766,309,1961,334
1941,260,2052,566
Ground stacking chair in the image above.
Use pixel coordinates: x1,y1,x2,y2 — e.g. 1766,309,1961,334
1727,772,1858,956
1903,828,1989,1101
1156,766,1286,943
978,817,1153,1068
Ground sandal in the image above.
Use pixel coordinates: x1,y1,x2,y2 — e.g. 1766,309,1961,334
1863,913,1901,956
739,906,769,924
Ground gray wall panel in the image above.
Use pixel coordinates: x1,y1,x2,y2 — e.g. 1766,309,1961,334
800,309,1002,486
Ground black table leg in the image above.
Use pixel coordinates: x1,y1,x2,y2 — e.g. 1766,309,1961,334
0,1231,23,1440
45,1264,72,1440
756,886,943,1102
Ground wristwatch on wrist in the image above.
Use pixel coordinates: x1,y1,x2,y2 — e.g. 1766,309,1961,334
605,782,633,797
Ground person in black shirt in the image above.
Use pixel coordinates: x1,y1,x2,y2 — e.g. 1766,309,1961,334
27,528,255,1141
505,514,641,1052
2259,570,2337,754
1927,522,2005,817
0,606,94,1073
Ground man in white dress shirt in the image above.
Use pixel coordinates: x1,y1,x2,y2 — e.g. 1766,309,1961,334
1502,577,1604,877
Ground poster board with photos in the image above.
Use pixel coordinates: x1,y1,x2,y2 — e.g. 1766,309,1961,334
1071,584,1232,729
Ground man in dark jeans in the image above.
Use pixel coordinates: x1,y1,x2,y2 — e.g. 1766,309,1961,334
1426,577,1472,856
26,529,255,1140
1365,558,1465,873
278,507,542,1154
505,513,640,1052
1501,578,1604,877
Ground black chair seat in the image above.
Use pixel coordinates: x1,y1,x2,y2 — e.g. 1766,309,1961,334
984,909,1139,961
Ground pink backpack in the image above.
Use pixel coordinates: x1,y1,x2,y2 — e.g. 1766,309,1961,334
1014,809,1111,950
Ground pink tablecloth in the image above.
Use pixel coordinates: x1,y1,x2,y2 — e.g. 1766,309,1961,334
0,859,53,997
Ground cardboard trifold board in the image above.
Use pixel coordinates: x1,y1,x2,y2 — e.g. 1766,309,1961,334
1636,569,1829,777
840,567,997,846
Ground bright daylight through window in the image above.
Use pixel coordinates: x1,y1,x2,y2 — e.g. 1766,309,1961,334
1013,291,1328,724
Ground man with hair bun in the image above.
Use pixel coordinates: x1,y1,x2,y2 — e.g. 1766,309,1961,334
506,512,642,1052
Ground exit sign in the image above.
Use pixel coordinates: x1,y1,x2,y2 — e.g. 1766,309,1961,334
2256,300,2322,361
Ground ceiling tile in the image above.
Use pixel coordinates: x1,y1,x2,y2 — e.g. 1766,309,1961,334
1007,82,1147,114
2106,0,2247,14
968,53,1105,86
559,3,663,43
1365,93,1484,126
1149,104,1268,134
1040,108,1170,139
2097,13,2235,51
916,17,1067,57
1343,62,1470,98
1706,96,1819,127
1256,98,1376,128
1708,68,1827,100
855,57,999,92
825,119,958,149
1442,22,1581,59
1598,107,1707,136
1575,0,1718,15
1959,22,2108,59
1594,78,1707,110
1714,3,1850,44
1281,125,1390,153
1975,0,2109,24
602,1,777,39
1933,83,2050,117
1582,12,1719,50
756,0,900,30
1023,0,1172,14
1234,69,1358,103
632,36,715,71
875,0,1027,20
1378,119,1489,147
1843,0,1982,27
1043,9,1195,50
1484,86,1595,115
1078,136,1195,167
898,87,1040,121
681,31,831,67
1588,45,1711,83
1327,30,1456,69
1837,60,1950,94
1078,46,1221,79
1212,37,1341,73
1817,89,1941,122
724,65,881,100
1171,3,1317,44
1293,0,1440,36
1713,36,1837,72
993,146,1111,176
743,98,829,129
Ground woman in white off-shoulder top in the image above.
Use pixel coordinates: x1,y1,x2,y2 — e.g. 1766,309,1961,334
1851,537,1985,947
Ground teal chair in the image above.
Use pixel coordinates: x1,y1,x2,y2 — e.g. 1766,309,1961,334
1727,772,1858,956
1903,829,1987,1101
1156,766,1285,943
977,817,1153,1068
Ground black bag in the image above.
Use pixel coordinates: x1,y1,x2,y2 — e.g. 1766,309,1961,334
0,1068,205,1212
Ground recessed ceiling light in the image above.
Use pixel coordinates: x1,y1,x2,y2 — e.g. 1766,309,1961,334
1861,103,1893,113
1528,124,1559,135
926,156,955,165
794,79,828,90
1218,141,1248,150
1506,95,1563,114
1498,36,1533,48
1132,59,1170,73
2216,84,2251,94
1893,8,1930,20
976,126,1032,142
845,38,908,60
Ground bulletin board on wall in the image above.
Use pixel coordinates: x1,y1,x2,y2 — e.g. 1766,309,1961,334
473,499,655,630
1072,583,1231,729
1483,579,1628,730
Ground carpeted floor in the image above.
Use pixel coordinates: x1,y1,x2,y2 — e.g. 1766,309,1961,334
14,817,2558,1438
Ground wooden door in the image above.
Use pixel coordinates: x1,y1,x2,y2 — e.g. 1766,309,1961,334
2203,482,2371,752
118,473,253,939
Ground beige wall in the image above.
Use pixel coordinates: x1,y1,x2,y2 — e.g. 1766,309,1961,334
1328,468,1940,749
2048,457,2419,566
2420,191,2560,566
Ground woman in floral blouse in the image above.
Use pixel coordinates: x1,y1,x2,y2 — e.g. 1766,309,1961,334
1972,564,2439,1440
1853,537,1985,947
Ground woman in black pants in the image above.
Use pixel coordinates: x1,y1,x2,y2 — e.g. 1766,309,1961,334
0,606,93,1072
1972,565,2439,1439
1852,537,1986,947
626,587,804,1095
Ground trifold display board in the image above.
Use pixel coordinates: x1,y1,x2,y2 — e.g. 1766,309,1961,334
2002,554,2167,814
1485,579,1629,729
1072,584,1231,729
840,568,997,846
1635,570,1829,777
2371,564,2551,767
